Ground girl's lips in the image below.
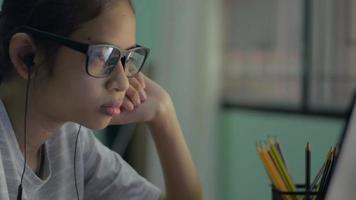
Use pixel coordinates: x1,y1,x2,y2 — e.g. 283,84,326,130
100,105,121,117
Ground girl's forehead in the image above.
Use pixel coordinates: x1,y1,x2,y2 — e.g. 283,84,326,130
71,2,136,49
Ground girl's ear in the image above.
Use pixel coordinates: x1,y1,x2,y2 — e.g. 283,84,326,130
8,33,36,80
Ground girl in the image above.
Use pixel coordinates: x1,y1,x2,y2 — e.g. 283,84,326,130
0,0,202,199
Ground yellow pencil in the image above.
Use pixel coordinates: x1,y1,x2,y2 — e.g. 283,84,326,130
268,137,299,200
257,143,293,200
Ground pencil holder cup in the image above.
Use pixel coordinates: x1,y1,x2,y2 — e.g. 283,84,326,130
271,184,320,200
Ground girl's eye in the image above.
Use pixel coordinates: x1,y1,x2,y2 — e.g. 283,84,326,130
94,53,105,61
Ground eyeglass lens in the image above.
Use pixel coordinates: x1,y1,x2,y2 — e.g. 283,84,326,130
87,45,147,78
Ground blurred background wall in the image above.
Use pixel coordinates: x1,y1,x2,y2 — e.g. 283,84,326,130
132,0,356,199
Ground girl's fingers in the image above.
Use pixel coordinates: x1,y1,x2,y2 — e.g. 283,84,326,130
125,84,141,107
121,96,135,111
122,73,147,111
135,72,146,89
129,77,147,101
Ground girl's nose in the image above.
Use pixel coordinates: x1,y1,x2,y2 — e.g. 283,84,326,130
105,62,130,92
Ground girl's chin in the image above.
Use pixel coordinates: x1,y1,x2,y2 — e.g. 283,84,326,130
83,117,112,130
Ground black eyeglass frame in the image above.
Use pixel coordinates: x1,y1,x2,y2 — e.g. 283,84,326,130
14,26,150,78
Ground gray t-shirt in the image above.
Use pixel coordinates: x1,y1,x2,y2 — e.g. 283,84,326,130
0,100,161,200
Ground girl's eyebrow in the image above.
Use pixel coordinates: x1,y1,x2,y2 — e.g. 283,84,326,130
86,37,136,50
126,45,137,50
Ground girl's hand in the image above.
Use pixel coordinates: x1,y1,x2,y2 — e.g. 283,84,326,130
110,73,174,125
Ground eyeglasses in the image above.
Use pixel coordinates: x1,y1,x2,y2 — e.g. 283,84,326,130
15,26,150,78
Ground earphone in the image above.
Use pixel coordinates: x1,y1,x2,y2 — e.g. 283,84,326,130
23,53,35,69
17,53,33,200
16,53,81,200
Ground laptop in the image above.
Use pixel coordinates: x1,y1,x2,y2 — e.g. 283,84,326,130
323,92,356,200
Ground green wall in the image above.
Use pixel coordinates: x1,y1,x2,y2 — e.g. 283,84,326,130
133,0,160,64
220,110,345,200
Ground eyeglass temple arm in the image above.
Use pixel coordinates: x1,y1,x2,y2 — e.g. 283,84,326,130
15,26,89,54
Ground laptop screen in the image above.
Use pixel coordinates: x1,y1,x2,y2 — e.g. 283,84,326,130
324,93,356,199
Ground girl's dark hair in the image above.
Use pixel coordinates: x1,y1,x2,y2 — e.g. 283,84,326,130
0,0,132,83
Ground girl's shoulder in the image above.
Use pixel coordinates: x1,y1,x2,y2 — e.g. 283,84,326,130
46,122,95,153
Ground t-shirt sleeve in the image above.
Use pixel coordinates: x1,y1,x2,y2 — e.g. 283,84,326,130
81,128,161,200
0,152,10,200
